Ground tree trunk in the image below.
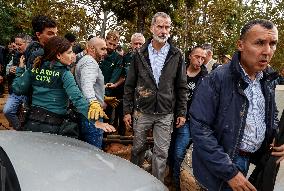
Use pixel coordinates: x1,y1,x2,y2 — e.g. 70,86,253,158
100,11,109,38
137,0,146,33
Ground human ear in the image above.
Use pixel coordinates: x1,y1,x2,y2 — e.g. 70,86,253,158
56,53,62,61
35,32,41,39
150,25,154,33
237,40,244,51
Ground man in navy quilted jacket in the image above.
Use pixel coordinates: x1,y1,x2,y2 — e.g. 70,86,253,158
190,19,284,191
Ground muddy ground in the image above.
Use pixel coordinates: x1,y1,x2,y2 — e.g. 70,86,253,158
0,92,11,130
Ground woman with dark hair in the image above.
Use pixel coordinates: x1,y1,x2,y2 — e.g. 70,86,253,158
12,36,115,136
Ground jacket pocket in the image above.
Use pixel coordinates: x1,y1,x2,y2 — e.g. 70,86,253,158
134,86,155,110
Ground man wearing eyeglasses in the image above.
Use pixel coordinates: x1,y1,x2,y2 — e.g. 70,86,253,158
123,12,187,182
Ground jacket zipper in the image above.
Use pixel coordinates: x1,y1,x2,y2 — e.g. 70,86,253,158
218,82,248,191
154,54,174,113
262,80,272,149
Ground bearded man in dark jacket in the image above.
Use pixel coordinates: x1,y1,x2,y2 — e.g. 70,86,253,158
123,12,187,183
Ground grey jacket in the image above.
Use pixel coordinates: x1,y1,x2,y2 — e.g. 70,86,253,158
75,55,105,105
123,39,187,117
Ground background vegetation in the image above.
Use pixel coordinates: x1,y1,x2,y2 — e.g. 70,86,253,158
1,0,283,69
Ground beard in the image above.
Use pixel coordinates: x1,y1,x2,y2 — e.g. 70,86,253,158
153,34,169,43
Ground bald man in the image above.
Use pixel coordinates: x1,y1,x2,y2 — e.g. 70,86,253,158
75,37,113,148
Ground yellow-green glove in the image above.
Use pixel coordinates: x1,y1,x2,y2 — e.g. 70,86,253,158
88,100,109,120
104,96,120,108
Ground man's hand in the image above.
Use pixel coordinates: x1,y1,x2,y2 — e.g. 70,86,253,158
271,143,284,164
105,83,117,89
88,100,109,120
104,96,120,108
95,121,116,133
9,66,17,74
228,172,256,191
124,114,132,129
19,55,25,68
176,117,186,128
0,75,3,84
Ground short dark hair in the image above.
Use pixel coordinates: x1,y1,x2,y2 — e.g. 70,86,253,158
190,45,204,55
186,45,203,64
64,32,76,43
240,19,275,40
32,15,57,34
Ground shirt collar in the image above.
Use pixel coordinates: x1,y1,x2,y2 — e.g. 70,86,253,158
205,59,213,66
148,41,170,55
239,62,263,83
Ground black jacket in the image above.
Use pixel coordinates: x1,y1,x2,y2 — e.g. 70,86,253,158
123,39,187,117
249,109,284,191
24,41,44,69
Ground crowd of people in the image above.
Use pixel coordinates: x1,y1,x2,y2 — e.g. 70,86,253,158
1,12,284,191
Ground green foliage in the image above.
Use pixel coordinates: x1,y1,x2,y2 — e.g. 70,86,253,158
101,0,192,33
1,0,284,70
0,0,99,45
168,0,284,70
0,0,25,44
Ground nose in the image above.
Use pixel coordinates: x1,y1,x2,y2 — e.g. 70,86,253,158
71,53,76,62
161,27,167,34
263,43,273,55
198,57,204,64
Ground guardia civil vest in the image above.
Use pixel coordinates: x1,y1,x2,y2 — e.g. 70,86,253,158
30,61,70,115
31,61,66,89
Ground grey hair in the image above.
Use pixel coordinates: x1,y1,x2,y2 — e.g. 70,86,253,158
131,33,145,42
16,33,32,44
240,19,276,40
151,12,171,26
202,43,213,53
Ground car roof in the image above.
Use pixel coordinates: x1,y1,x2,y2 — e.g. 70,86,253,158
0,131,167,191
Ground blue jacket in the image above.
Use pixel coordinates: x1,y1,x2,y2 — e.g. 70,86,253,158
189,52,278,190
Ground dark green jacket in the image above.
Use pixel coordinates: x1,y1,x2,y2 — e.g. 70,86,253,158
99,51,123,96
24,41,44,70
122,51,133,77
12,61,89,118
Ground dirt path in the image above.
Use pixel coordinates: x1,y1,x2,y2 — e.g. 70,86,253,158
0,92,11,130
